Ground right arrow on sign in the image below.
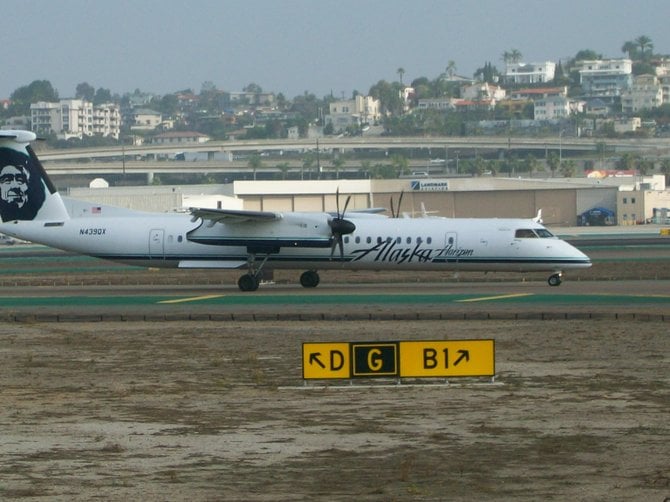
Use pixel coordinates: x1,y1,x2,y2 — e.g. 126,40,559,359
454,350,469,366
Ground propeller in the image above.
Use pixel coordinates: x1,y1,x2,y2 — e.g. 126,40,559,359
390,190,405,218
329,188,356,260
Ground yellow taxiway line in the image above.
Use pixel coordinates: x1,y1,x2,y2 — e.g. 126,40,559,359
158,294,225,304
456,293,533,303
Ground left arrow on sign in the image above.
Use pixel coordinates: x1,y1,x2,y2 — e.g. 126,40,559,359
309,353,326,369
454,350,469,366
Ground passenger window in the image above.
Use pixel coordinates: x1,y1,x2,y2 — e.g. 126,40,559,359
406,236,412,244
417,237,423,244
177,235,183,243
448,237,454,245
344,236,349,243
355,236,360,244
366,236,371,244
396,237,402,244
515,229,538,238
377,237,383,244
427,237,432,244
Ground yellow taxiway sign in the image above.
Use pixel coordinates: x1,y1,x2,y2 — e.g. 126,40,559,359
302,340,494,380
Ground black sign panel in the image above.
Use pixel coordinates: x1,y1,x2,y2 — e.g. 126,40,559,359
351,343,398,377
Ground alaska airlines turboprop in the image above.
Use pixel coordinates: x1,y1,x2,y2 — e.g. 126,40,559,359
0,131,591,291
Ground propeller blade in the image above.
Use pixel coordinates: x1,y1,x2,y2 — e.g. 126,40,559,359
396,190,404,218
330,236,339,259
335,187,341,217
342,195,351,217
329,189,355,261
390,197,395,218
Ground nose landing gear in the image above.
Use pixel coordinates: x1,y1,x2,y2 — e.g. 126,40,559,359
548,272,562,287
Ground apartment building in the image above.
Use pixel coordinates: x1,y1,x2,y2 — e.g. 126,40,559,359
621,74,664,113
30,99,120,140
504,61,556,84
533,96,571,120
461,82,506,101
576,59,633,97
326,95,381,130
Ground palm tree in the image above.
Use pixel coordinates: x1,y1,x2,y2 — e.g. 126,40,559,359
595,142,608,169
331,157,346,179
502,49,522,66
560,160,576,178
277,161,290,180
621,40,637,59
635,35,653,58
501,51,511,64
547,151,560,177
302,153,315,181
445,60,457,78
248,154,262,181
525,154,540,177
397,67,406,86
660,159,670,183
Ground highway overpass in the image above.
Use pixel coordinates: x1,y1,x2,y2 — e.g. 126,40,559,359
35,136,670,178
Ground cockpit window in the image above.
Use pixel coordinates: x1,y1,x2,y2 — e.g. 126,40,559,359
536,228,554,238
515,229,538,238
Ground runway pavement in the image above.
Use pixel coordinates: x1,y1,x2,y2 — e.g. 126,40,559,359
0,280,667,321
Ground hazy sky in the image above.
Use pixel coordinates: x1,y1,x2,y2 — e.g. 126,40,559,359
4,0,669,99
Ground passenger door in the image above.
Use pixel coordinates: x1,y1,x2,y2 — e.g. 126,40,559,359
149,228,165,259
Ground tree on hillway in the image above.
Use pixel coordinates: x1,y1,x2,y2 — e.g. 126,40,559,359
621,40,638,59
9,80,59,115
445,60,457,78
660,159,670,183
397,67,406,86
560,160,576,178
547,151,560,177
76,82,95,101
635,35,654,59
248,154,262,181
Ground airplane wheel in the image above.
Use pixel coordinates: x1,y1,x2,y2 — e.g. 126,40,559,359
300,270,320,288
238,274,259,292
548,273,562,287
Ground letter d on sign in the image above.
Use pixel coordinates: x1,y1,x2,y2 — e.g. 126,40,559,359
330,350,344,371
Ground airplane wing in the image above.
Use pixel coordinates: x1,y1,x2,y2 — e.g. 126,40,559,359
189,207,282,224
326,207,387,217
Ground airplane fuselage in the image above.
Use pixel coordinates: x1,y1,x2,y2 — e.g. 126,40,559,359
1,211,590,274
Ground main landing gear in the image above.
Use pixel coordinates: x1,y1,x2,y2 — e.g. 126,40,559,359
300,270,320,288
547,272,562,287
237,253,272,292
238,269,321,291
236,250,321,291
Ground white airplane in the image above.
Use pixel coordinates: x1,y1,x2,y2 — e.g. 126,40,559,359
0,130,591,291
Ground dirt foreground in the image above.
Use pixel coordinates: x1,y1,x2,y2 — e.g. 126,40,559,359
0,318,668,501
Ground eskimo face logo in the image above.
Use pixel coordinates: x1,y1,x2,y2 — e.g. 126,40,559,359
0,147,46,222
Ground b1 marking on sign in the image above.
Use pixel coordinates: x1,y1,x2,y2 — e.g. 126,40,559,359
302,342,350,379
399,340,495,377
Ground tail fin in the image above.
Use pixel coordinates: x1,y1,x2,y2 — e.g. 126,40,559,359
0,130,69,223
